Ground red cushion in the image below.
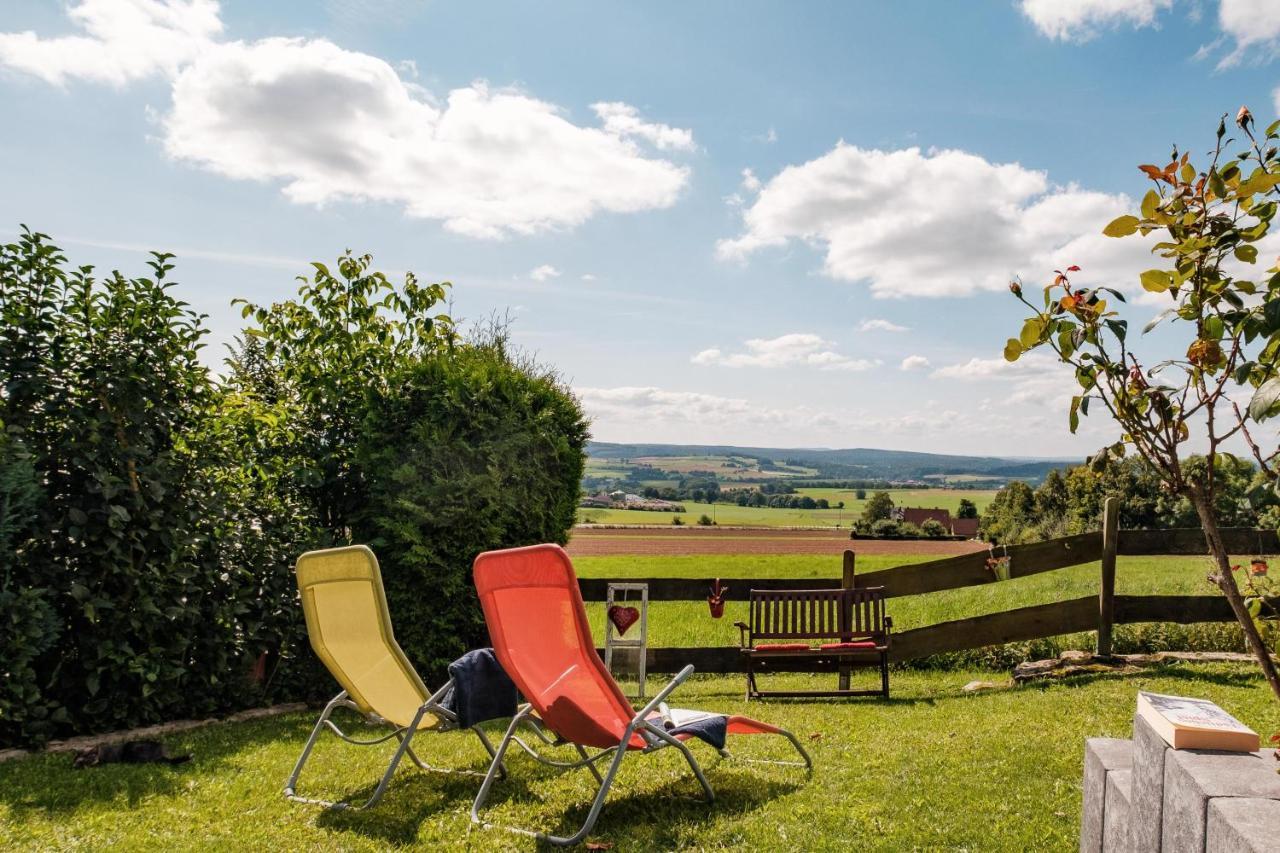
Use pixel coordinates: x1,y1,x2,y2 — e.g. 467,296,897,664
819,641,878,651
753,643,811,651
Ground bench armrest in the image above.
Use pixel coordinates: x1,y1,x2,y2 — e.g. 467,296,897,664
733,620,750,647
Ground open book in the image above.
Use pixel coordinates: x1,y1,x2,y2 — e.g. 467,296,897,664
1136,691,1260,752
654,703,720,730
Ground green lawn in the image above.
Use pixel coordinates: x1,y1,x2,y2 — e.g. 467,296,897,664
578,555,1244,653
2,667,1274,850
577,489,998,527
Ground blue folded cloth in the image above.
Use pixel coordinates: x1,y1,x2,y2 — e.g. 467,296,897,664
669,714,728,750
439,648,517,729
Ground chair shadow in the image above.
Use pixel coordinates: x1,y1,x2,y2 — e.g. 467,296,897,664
538,761,803,848
313,757,519,845
0,712,319,815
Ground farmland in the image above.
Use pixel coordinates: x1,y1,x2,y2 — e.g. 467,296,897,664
576,487,998,528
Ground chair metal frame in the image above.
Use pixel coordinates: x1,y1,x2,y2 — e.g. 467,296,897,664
470,665,812,847
285,679,506,811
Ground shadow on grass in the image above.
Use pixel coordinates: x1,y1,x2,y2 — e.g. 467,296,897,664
0,713,319,815
466,760,803,850
1020,663,1263,692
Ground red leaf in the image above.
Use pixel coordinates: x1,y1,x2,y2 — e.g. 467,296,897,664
1139,164,1167,182
1066,265,1081,272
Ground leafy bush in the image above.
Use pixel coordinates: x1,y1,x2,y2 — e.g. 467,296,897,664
0,231,324,746
870,518,900,537
697,514,714,526
0,430,64,744
920,518,948,538
672,515,685,526
355,336,588,676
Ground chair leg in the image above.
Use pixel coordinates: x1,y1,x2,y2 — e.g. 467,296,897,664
881,653,890,698
284,691,347,805
284,694,427,811
352,704,429,810
643,726,714,803
472,706,629,847
575,743,605,784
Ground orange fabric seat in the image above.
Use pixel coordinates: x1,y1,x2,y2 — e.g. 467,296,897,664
753,642,811,651
819,641,878,651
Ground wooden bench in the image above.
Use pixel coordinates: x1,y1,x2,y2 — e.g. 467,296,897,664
734,587,891,699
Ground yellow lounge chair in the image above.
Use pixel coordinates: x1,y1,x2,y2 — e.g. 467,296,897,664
284,545,502,810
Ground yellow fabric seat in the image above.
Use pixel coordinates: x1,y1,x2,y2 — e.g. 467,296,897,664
285,545,503,810
296,547,438,730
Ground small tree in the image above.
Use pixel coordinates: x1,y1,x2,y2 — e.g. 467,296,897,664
697,513,714,526
921,518,948,538
855,488,867,500
957,497,979,519
862,490,894,523
235,253,453,540
1004,108,1280,698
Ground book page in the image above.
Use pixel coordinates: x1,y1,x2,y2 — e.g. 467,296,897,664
1140,692,1253,733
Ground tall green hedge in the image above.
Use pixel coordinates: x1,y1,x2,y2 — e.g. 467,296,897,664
0,228,588,746
357,338,589,676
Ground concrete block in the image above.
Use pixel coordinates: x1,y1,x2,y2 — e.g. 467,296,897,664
1081,738,1133,853
1206,797,1280,853
1161,748,1280,852
1129,714,1171,851
1103,769,1132,852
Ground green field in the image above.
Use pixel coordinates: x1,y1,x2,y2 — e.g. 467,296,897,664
3,666,1273,850
577,554,1243,652
577,488,999,527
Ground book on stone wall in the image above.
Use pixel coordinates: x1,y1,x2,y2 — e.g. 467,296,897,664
1136,691,1260,752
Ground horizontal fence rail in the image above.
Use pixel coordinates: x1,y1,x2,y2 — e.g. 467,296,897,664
579,520,1280,673
577,528,1280,602
597,594,1273,673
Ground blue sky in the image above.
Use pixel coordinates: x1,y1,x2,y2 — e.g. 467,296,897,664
3,0,1280,456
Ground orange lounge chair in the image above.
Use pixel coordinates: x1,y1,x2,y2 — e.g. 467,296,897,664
469,543,811,846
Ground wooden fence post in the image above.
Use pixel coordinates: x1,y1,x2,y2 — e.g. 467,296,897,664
839,549,855,690
1097,497,1119,657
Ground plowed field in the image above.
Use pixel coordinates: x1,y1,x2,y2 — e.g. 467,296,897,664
566,526,989,557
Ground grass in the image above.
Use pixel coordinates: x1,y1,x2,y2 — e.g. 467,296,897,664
2,666,1275,850
577,555,1244,650
577,489,998,527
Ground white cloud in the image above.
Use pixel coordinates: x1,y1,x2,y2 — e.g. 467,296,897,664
2,6,694,239
717,142,1154,299
1218,0,1280,65
530,264,561,281
581,273,597,281
1019,0,1172,41
0,0,221,87
164,39,693,238
578,386,795,426
590,102,696,152
859,318,908,332
692,333,878,371
900,355,931,371
740,168,761,193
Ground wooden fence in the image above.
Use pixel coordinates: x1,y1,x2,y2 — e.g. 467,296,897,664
582,499,1280,673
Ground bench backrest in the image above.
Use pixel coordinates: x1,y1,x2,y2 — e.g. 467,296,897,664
747,587,887,643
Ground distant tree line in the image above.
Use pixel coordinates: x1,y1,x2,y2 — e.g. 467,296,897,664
979,456,1278,545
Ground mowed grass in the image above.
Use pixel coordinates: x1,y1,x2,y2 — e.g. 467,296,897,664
3,666,1275,850
577,489,998,527
577,554,1238,648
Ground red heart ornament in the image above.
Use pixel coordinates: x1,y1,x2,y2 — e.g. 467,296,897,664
607,605,640,636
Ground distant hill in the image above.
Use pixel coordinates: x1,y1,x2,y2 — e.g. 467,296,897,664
586,441,1076,484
